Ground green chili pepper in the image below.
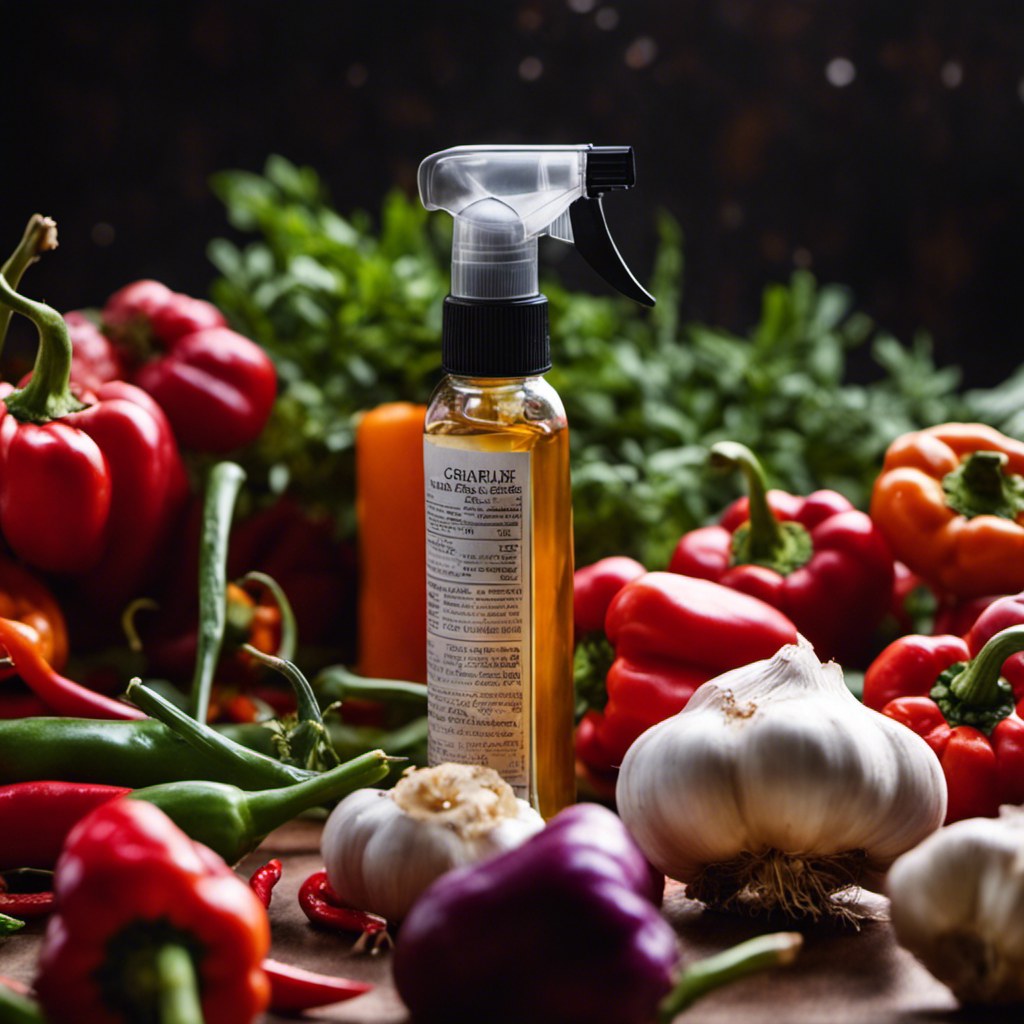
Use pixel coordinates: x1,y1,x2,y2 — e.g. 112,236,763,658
0,911,24,935
0,714,317,790
128,748,394,865
190,461,247,722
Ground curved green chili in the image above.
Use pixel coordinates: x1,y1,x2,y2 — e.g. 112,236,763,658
189,461,247,722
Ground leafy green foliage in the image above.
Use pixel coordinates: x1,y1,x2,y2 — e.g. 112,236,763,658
209,156,1009,569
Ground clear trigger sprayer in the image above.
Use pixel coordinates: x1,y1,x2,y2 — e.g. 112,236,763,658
418,144,654,817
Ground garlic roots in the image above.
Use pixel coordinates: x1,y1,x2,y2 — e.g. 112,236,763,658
321,762,544,921
888,807,1024,1004
616,638,947,921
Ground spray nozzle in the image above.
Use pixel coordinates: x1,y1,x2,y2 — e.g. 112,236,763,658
418,144,654,306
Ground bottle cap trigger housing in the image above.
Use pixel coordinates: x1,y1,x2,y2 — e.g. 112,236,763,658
417,144,654,378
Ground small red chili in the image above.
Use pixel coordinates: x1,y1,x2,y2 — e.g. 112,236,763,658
262,958,373,1012
0,885,53,918
299,869,388,937
0,780,129,872
248,858,282,908
0,618,145,721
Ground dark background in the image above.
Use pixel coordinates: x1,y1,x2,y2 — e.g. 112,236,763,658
7,1,1024,387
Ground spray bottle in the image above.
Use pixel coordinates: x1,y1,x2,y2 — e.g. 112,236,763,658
418,144,654,817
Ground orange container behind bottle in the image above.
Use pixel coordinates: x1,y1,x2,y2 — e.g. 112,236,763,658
355,402,428,683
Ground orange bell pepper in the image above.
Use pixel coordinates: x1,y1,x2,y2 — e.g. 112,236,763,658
0,555,68,679
870,423,1024,598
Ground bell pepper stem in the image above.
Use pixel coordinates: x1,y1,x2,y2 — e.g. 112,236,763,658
125,678,318,788
943,450,1024,521
657,932,803,1023
709,442,813,573
189,461,247,723
0,271,86,423
154,944,206,1024
0,215,58,360
949,624,1024,708
243,749,395,838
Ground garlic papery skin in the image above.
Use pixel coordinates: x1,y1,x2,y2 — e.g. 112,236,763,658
320,762,545,922
615,638,947,921
888,808,1024,1004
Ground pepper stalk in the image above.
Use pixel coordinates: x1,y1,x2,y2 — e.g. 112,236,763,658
709,441,813,574
931,624,1024,734
0,214,58,360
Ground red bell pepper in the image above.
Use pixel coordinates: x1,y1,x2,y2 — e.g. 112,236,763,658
575,571,798,785
0,272,188,595
865,625,1024,823
101,279,277,453
668,441,895,664
573,556,646,635
35,797,272,1024
863,592,1024,715
64,311,125,391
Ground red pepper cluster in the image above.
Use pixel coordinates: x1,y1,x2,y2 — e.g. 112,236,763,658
575,433,1024,829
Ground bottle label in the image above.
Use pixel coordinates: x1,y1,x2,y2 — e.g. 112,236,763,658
423,441,532,797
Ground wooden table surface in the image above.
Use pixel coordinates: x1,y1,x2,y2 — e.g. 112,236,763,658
0,816,1009,1023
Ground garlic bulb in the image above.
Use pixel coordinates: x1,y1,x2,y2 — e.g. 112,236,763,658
321,762,544,921
888,807,1024,1004
616,638,947,921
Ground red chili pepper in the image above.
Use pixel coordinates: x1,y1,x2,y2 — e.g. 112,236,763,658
0,274,187,598
574,572,799,784
262,958,373,1012
0,780,128,871
865,625,1024,823
299,869,388,935
0,618,145,721
668,441,895,664
0,889,54,918
102,279,277,453
248,858,282,908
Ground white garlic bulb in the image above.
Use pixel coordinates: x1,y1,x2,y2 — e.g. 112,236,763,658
888,808,1024,1004
616,638,947,920
321,762,544,922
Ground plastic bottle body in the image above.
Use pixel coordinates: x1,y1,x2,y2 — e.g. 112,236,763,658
423,374,576,818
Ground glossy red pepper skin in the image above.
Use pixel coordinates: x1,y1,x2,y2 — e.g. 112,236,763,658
299,869,388,935
64,311,124,391
573,556,646,635
102,279,276,453
35,798,271,1024
0,385,110,573
0,268,188,592
965,592,1024,696
0,380,187,600
862,634,975,712
864,626,1024,823
0,618,146,721
575,572,798,781
670,490,894,664
883,697,1024,823
248,859,282,908
0,781,128,872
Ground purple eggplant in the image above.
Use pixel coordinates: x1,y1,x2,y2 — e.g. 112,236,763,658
392,801,678,1024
